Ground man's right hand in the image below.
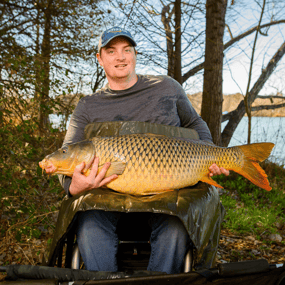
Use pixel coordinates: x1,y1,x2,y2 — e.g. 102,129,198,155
69,156,118,196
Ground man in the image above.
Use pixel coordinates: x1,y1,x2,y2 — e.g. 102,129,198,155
46,26,229,274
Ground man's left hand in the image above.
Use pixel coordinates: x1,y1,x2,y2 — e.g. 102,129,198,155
209,163,229,177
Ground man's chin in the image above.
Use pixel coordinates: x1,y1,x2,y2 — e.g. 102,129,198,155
107,72,137,84
112,73,130,80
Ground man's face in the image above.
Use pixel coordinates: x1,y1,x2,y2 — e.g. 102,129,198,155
97,37,137,83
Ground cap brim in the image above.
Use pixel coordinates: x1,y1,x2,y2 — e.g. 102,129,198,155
101,35,137,48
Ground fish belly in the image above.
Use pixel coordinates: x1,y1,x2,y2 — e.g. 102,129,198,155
93,134,236,195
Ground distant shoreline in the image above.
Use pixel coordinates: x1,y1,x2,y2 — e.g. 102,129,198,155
187,93,285,117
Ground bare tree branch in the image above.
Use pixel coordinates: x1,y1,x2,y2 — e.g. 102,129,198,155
221,40,285,146
225,23,233,39
224,20,285,51
182,19,285,83
257,95,285,100
251,103,285,112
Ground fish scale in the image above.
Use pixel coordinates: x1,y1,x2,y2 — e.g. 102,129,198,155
39,133,274,195
91,134,238,195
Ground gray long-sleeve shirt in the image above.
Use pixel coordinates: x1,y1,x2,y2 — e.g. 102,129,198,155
59,74,213,195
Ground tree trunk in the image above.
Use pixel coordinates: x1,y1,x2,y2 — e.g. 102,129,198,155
200,0,227,145
34,5,41,119
161,4,174,78
38,0,52,133
221,40,285,146
174,0,182,84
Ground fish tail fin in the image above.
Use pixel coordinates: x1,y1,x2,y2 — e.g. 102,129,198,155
234,143,274,191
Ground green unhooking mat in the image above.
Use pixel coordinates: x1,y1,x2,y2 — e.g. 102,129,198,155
43,121,225,269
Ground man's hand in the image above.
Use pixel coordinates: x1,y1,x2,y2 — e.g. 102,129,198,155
209,163,229,177
69,156,118,196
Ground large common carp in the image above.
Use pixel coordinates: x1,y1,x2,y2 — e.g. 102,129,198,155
39,134,274,195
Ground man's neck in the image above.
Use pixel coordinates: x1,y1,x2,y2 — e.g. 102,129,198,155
107,74,138,91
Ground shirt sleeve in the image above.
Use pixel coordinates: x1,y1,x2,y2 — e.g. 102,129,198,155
58,98,91,196
176,87,213,143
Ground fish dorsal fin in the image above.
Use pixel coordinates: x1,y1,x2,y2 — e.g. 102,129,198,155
143,133,166,137
200,175,223,189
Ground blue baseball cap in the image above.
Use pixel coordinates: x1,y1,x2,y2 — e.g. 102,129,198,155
98,26,137,52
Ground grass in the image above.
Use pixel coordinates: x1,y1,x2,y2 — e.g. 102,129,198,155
214,160,285,238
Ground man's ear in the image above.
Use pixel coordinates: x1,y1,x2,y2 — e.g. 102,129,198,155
96,53,103,66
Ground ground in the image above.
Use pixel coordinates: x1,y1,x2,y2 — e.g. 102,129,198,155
1,204,284,281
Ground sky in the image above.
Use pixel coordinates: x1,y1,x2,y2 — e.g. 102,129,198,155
221,1,285,96
222,32,285,96
137,0,285,96
81,0,285,97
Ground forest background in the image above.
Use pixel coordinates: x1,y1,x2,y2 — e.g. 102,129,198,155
1,0,285,277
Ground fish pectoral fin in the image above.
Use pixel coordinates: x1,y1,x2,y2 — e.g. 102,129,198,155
200,175,223,189
98,162,126,177
107,162,126,176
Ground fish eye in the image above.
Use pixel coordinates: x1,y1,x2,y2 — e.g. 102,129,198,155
62,148,68,154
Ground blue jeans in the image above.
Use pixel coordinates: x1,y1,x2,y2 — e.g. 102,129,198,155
76,210,191,274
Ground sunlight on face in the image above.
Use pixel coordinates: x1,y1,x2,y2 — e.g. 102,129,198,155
97,37,137,88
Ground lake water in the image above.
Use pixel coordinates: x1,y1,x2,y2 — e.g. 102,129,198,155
50,115,285,166
222,117,285,166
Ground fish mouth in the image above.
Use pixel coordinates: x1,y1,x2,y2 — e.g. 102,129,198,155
39,159,58,174
39,159,48,169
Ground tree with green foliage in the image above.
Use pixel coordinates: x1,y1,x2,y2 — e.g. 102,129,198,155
0,0,106,244
0,0,106,132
